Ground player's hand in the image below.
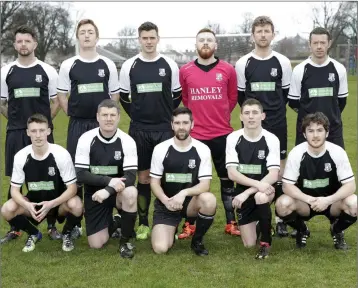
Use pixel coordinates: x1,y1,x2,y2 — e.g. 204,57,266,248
232,193,249,209
92,189,110,203
163,198,176,212
309,197,330,212
25,202,40,221
36,201,54,222
255,181,274,194
168,192,186,210
109,178,126,192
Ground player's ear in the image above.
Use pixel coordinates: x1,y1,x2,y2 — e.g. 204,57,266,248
96,112,100,123
261,112,266,121
303,132,307,139
239,113,243,122
26,129,30,137
47,127,51,136
326,131,329,138
191,119,194,129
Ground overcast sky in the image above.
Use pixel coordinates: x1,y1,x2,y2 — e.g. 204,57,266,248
70,1,323,51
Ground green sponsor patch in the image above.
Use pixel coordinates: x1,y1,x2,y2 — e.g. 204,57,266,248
165,173,192,183
308,87,333,97
136,83,162,93
14,88,40,98
78,83,104,94
237,164,262,174
90,166,118,175
250,82,275,92
303,178,329,189
28,181,54,191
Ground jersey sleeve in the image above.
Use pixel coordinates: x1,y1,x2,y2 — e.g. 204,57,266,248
46,66,59,99
55,147,77,185
288,64,304,100
282,146,303,184
119,60,131,94
74,132,92,169
265,133,281,170
179,66,188,107
330,145,354,184
149,145,166,179
121,133,138,171
228,64,238,111
1,65,11,100
104,58,120,95
225,132,240,168
168,58,182,93
281,56,292,90
197,144,212,180
10,151,27,187
57,59,72,94
235,58,247,92
336,63,349,98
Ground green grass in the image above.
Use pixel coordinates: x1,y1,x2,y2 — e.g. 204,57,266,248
1,77,357,288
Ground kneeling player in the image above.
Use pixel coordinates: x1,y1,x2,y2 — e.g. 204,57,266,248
75,99,138,258
150,107,216,256
276,112,357,250
226,99,280,259
1,114,83,252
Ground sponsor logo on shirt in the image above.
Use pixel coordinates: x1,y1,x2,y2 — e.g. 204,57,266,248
270,68,277,77
308,87,333,98
98,69,105,77
324,163,332,172
189,86,223,101
114,151,122,160
28,181,55,191
188,159,196,169
35,75,42,83
78,83,104,94
165,173,192,183
237,164,262,175
90,166,118,175
136,83,162,93
303,178,329,189
328,73,335,82
159,68,166,76
14,88,40,98
250,82,275,92
48,167,55,176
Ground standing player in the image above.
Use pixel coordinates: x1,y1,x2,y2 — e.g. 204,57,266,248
75,99,138,258
150,107,216,256
179,28,239,238
119,22,182,240
0,25,61,243
0,114,83,252
57,19,120,238
226,99,280,259
235,16,292,237
288,27,348,148
276,112,356,250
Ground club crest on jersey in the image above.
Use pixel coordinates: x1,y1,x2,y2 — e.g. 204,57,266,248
35,75,42,83
258,150,265,159
216,73,223,81
48,167,55,176
114,151,121,160
324,163,332,172
159,68,166,76
270,68,277,77
98,69,105,77
188,159,196,169
328,73,335,82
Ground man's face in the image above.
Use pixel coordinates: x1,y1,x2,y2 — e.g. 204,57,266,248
171,114,193,141
240,104,265,129
196,32,217,59
139,30,159,54
14,33,37,57
77,23,98,49
97,107,120,133
304,122,328,149
309,34,331,59
27,122,50,148
252,24,274,49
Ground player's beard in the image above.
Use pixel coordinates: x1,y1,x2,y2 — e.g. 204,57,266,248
175,130,190,141
255,39,271,49
197,46,215,59
18,49,33,57
307,138,325,149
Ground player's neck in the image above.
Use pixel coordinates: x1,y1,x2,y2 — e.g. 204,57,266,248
253,47,272,58
17,55,37,66
310,55,328,65
307,142,326,156
173,136,192,149
244,127,262,140
197,56,216,65
99,128,117,139
32,142,49,158
79,48,98,60
141,51,159,60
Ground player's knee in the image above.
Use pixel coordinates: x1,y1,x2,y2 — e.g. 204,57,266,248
122,187,138,207
275,195,293,215
88,238,105,249
67,196,83,216
243,239,256,248
254,192,269,205
152,242,169,254
1,200,17,220
344,194,357,216
198,192,217,210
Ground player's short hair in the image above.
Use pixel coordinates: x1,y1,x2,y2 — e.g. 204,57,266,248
172,107,193,122
309,27,331,42
14,25,37,41
138,21,158,36
196,28,216,38
301,112,330,133
241,99,264,113
252,16,274,34
97,99,120,114
27,113,49,127
76,19,99,38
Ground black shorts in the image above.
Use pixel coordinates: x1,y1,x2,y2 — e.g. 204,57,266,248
129,128,173,171
262,124,287,160
67,117,99,162
300,205,334,222
84,193,117,236
152,197,192,227
295,130,345,149
200,134,230,178
236,194,260,226
25,193,60,225
5,129,54,176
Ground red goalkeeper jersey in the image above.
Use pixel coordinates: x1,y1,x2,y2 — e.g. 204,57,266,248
180,59,237,140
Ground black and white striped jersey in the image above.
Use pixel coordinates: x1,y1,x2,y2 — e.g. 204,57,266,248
11,143,76,202
75,127,137,195
150,138,212,199
226,128,280,194
1,59,58,130
283,141,354,197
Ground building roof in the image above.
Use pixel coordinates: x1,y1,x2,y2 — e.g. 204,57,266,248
96,46,127,62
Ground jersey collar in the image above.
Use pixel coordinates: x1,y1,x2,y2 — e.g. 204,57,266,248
15,58,39,68
250,50,274,61
30,143,51,161
242,128,263,142
96,128,120,144
171,137,193,152
77,54,100,63
307,56,331,67
138,53,161,62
